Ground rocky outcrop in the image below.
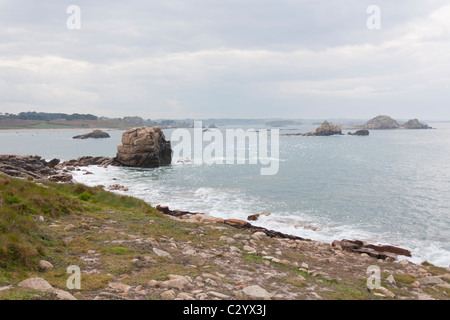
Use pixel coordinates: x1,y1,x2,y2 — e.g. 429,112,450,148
305,121,342,136
73,130,110,139
332,239,412,261
348,129,369,136
360,115,431,130
59,156,113,168
361,115,400,130
115,127,172,168
156,205,307,241
0,154,66,181
401,119,431,129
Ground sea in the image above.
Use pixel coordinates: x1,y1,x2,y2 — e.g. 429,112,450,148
1,123,449,267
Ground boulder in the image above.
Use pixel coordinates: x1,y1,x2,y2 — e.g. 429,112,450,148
161,275,191,290
18,277,53,291
223,219,252,229
39,260,54,272
242,285,273,299
47,158,60,168
18,277,77,300
114,127,172,168
72,130,110,139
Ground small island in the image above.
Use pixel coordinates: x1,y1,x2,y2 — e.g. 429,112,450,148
360,115,432,130
72,130,111,139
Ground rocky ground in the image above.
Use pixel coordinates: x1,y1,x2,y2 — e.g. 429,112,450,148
0,172,449,300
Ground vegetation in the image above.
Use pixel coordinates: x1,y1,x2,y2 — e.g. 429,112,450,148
0,173,448,301
0,112,164,129
0,174,158,270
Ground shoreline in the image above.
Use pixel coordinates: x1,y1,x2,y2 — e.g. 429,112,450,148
0,171,450,300
69,164,448,268
1,153,447,268
69,167,421,265
0,127,126,133
1,171,449,300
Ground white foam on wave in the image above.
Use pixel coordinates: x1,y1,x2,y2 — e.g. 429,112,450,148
71,165,450,267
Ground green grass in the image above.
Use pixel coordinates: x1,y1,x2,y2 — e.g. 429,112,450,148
109,246,132,255
0,174,160,269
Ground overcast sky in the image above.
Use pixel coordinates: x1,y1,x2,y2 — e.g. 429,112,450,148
0,0,449,120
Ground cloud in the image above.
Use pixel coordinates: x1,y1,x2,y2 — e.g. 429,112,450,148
0,0,449,119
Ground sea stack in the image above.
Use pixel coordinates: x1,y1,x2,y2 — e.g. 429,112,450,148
114,127,172,168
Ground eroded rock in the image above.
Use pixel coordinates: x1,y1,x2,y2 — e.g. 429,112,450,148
115,127,172,168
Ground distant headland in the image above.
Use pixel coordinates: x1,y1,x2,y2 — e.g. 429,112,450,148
0,111,434,131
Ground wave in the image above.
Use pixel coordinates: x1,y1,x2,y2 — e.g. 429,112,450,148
72,165,450,267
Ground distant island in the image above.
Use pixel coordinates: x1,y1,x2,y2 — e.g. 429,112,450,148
359,115,432,130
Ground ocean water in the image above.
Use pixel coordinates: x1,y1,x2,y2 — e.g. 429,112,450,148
1,125,449,267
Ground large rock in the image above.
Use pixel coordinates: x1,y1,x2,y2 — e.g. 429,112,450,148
72,130,110,139
18,277,53,291
242,285,273,299
114,127,172,168
305,121,342,136
401,119,431,129
361,115,400,130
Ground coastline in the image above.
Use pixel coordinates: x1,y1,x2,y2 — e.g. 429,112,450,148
68,162,449,269
1,170,449,300
0,127,125,133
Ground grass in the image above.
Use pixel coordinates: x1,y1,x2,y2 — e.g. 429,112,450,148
0,288,48,300
0,174,159,271
422,261,450,276
393,274,418,286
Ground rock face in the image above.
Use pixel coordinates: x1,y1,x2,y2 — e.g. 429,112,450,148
115,127,172,168
401,119,431,129
361,115,400,130
73,130,110,139
305,121,342,136
0,155,63,180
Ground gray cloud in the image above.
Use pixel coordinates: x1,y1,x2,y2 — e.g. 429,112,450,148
0,0,449,119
